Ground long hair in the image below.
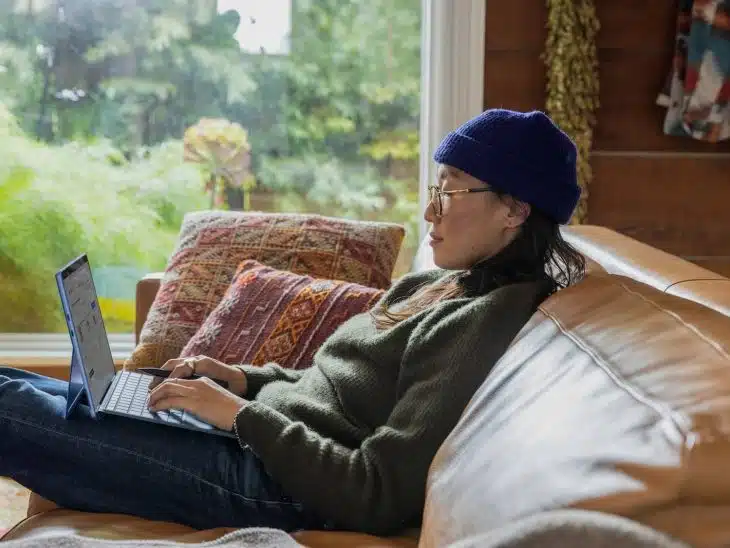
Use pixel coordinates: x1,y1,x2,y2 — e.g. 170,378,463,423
370,206,585,330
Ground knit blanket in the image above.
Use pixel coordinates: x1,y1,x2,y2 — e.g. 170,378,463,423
449,511,688,548
657,0,730,142
0,528,302,548
0,512,689,548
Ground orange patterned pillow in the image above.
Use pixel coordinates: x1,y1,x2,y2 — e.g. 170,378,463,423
124,211,404,369
179,260,384,369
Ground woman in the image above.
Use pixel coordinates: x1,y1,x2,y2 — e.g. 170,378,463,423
0,109,585,536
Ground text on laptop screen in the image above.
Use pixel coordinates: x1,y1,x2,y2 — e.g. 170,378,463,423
61,258,116,408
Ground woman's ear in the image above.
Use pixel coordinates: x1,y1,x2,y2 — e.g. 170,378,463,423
505,199,531,228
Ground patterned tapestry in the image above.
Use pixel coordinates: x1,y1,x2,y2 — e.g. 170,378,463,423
180,260,384,369
124,211,404,369
657,0,730,142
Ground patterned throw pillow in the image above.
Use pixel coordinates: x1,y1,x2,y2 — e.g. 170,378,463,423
179,260,384,369
125,211,403,369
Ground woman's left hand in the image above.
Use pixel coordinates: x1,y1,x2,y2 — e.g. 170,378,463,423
148,377,246,431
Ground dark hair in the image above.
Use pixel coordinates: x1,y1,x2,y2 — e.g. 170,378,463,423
370,204,585,330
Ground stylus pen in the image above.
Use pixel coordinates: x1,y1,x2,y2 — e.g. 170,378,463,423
137,367,229,389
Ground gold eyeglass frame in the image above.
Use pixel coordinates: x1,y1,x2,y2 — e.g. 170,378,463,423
427,185,494,217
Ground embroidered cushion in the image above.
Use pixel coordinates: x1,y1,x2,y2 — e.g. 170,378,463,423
179,260,384,369
124,211,403,369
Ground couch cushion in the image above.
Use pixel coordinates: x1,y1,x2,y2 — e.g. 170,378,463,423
125,211,404,369
421,273,730,548
179,260,383,369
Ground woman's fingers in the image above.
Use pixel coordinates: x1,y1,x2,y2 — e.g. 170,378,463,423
148,395,189,413
159,358,187,372
149,358,183,388
148,358,194,389
187,356,219,378
147,377,247,430
162,358,181,370
148,378,194,407
170,361,195,379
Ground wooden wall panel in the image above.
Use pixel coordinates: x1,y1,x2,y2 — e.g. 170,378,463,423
484,0,730,152
484,53,730,151
693,260,730,278
486,0,677,52
589,155,730,257
484,0,730,274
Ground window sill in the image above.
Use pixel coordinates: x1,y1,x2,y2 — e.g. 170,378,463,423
0,333,133,370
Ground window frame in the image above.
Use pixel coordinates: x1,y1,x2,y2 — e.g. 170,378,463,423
418,0,486,240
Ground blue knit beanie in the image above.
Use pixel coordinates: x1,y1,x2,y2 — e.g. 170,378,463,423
433,109,580,224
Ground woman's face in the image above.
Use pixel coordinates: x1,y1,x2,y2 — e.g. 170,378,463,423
424,165,530,270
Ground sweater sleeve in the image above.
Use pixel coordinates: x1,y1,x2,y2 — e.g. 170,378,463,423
233,282,546,535
234,363,307,399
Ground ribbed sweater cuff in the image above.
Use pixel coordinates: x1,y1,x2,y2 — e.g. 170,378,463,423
233,400,289,452
234,365,278,398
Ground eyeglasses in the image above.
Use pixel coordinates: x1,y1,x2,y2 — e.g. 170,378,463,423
427,185,495,217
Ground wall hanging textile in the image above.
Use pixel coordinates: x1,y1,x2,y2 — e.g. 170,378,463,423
658,0,730,142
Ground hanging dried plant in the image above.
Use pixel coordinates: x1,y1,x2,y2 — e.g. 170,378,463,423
544,0,600,224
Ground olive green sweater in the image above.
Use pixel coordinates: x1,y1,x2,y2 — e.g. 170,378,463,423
235,269,551,535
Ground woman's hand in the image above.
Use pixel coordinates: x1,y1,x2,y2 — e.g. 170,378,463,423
147,377,247,431
148,355,248,396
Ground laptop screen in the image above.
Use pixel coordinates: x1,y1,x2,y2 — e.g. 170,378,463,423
58,255,116,409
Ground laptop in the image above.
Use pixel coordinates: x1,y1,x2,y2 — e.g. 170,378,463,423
56,253,235,438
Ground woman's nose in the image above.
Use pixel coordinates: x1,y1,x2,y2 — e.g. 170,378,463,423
424,199,437,224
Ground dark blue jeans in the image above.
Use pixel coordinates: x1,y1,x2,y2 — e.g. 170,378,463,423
0,367,320,532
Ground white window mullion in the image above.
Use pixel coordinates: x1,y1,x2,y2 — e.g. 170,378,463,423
418,0,486,241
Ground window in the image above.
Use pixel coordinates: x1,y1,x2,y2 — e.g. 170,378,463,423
220,0,292,55
0,0,484,360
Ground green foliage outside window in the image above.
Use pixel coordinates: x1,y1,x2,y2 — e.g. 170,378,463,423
0,0,421,333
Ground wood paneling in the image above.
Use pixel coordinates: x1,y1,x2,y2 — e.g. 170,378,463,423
483,53,542,110
484,0,730,152
486,0,677,53
692,259,730,278
484,1,730,275
589,155,730,257
484,51,730,152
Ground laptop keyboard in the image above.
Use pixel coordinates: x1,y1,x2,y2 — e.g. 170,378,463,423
103,371,218,431
105,370,156,418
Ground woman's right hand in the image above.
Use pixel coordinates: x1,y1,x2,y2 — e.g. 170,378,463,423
148,355,248,397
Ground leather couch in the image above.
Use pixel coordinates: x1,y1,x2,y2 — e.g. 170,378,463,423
3,225,730,547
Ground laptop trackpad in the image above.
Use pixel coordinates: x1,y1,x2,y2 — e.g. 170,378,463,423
162,409,217,432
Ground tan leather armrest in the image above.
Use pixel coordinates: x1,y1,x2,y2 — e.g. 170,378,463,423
135,273,163,344
667,279,730,318
561,225,730,318
293,530,418,547
561,225,725,290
